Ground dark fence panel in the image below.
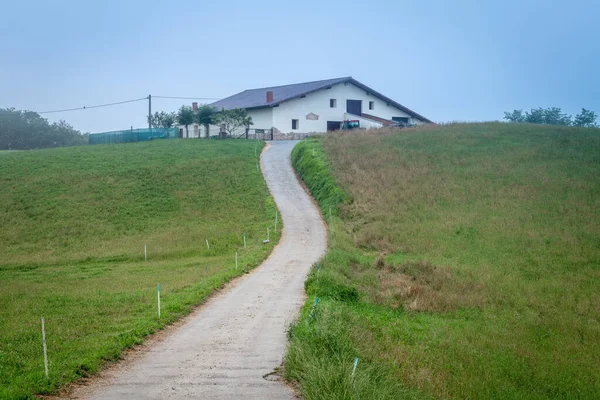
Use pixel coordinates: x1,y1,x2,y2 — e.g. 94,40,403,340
89,128,178,145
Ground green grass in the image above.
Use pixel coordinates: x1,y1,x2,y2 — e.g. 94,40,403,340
287,124,600,399
0,139,280,399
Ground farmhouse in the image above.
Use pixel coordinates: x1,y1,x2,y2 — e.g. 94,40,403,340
180,77,431,138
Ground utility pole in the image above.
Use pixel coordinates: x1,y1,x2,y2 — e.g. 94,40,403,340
148,94,152,130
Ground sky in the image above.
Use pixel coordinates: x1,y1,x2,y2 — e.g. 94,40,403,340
1,0,599,133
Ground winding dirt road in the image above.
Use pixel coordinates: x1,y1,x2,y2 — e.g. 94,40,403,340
79,141,327,399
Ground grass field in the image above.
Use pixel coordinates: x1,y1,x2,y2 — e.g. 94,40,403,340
287,123,600,399
0,139,280,399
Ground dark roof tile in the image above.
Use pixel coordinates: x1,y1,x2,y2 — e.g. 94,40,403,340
210,77,349,110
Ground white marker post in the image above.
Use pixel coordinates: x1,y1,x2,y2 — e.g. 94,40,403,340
317,263,321,285
157,284,161,320
243,232,246,249
41,317,48,379
206,239,210,249
351,357,359,380
308,297,319,320
235,252,238,271
144,244,147,261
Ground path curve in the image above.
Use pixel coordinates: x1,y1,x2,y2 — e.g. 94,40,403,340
81,141,327,399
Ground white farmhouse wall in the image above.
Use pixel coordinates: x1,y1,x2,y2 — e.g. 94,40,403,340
203,124,221,137
272,82,421,133
210,108,273,137
177,108,273,138
247,108,274,131
184,108,273,139
175,123,199,138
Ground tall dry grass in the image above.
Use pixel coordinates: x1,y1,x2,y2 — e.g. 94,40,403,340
287,123,600,399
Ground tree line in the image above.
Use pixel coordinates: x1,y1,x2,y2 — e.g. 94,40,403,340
504,107,598,127
2,103,596,151
0,104,254,151
148,105,253,138
0,108,87,150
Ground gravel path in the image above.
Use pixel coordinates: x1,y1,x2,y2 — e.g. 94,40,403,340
80,141,327,399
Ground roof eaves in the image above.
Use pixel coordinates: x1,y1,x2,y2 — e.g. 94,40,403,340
348,78,433,123
245,104,274,110
242,77,351,93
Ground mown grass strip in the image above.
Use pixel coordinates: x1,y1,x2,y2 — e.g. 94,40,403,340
287,138,427,400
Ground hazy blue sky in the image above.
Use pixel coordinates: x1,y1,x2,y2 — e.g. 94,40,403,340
1,0,598,133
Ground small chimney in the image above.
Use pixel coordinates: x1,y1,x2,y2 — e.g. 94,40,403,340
266,91,274,103
192,102,198,111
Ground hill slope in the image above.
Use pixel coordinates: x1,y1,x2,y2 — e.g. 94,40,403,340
288,123,600,399
0,139,279,399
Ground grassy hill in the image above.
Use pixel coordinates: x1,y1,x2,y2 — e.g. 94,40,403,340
287,123,600,399
0,139,279,399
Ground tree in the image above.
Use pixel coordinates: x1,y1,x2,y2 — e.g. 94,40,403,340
161,112,176,128
524,107,546,124
503,107,587,126
573,108,598,128
148,111,176,129
177,106,194,138
504,109,525,123
0,108,86,150
148,112,161,129
541,107,571,125
194,105,218,138
243,114,253,139
213,108,253,137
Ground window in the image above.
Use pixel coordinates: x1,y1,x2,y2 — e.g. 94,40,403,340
369,101,375,110
292,119,299,130
330,99,337,108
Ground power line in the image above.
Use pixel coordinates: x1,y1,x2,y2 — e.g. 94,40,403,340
38,97,149,114
153,96,221,100
26,94,222,115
